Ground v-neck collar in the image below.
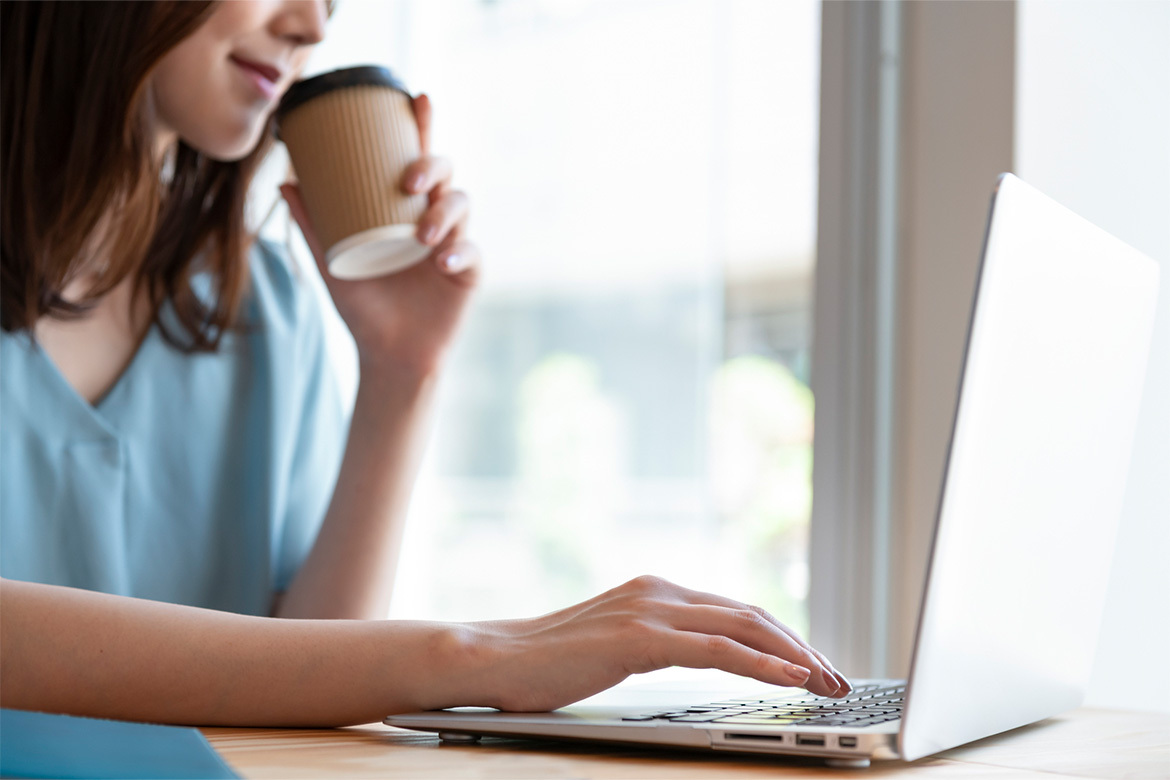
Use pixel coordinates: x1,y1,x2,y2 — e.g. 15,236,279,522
92,322,156,418
14,322,159,439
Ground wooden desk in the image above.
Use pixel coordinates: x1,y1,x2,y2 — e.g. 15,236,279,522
204,708,1169,779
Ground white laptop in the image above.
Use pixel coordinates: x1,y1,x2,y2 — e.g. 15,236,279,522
385,174,1161,767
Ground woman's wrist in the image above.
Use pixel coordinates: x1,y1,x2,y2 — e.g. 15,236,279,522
356,353,438,391
349,356,439,429
402,621,509,712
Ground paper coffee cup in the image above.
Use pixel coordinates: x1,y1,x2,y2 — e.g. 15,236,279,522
275,66,430,280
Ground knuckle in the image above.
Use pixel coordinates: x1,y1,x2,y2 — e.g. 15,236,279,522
748,604,775,623
628,574,667,594
735,608,765,631
752,650,776,677
705,634,733,657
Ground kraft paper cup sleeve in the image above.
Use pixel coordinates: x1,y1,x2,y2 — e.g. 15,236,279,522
276,66,430,279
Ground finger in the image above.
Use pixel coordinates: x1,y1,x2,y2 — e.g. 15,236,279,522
663,604,840,697
768,619,853,695
411,93,432,155
675,584,846,679
432,238,480,286
279,182,328,276
645,629,813,689
416,189,470,247
401,155,454,196
740,604,852,695
673,586,847,697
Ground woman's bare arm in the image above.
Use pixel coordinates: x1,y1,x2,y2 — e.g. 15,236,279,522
272,96,477,620
273,366,435,620
2,575,850,727
0,578,472,726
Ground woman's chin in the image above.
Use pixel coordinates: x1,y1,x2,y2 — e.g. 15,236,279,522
188,122,268,162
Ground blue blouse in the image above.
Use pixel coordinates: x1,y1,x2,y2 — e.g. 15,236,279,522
0,240,349,615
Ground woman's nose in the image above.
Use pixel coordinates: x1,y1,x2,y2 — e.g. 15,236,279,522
275,0,327,48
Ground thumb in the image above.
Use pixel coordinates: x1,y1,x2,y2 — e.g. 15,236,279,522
279,182,329,277
411,93,432,155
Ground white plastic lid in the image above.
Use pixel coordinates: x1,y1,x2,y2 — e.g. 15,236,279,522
325,224,432,280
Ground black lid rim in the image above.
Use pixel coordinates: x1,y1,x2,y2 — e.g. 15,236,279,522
275,65,410,126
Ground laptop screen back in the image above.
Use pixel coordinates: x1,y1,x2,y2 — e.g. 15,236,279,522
899,174,1160,761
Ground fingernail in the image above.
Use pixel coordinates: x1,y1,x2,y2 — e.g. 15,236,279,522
785,663,811,683
408,172,426,192
821,668,841,694
420,225,439,245
441,253,465,272
835,671,853,693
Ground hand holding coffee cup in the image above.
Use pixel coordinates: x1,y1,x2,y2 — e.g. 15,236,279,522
276,66,432,280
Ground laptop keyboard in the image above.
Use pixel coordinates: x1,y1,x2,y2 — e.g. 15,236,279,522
622,682,904,728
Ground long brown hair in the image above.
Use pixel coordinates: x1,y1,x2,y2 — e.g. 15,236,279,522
2,1,276,351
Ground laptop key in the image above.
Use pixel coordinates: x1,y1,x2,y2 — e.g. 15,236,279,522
849,716,888,727
668,713,728,722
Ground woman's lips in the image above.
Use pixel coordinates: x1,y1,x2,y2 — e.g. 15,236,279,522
230,55,281,101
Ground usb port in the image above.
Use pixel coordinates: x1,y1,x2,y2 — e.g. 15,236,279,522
795,735,825,746
839,736,858,748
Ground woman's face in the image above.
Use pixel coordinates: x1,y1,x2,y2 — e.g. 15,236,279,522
151,0,327,161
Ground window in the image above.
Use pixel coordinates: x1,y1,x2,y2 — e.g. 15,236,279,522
286,0,821,631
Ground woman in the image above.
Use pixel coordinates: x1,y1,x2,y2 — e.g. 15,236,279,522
0,0,850,726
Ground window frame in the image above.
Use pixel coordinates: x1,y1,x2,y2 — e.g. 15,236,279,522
810,0,1016,678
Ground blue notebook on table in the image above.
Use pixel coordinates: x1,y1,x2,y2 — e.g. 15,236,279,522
0,708,239,779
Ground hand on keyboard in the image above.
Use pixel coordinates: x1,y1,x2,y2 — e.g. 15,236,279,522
443,575,852,712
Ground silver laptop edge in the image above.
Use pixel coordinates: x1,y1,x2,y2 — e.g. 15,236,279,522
897,173,1159,760
386,174,1161,767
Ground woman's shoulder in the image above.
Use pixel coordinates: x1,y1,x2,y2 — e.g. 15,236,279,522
244,236,351,418
244,238,347,364
246,237,319,332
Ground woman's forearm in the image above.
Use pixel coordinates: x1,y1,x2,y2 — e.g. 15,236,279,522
0,578,487,726
276,365,437,620
1,576,850,726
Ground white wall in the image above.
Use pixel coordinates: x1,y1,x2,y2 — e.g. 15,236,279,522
1016,0,1170,713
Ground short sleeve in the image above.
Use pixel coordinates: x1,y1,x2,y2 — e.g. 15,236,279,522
250,240,352,593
